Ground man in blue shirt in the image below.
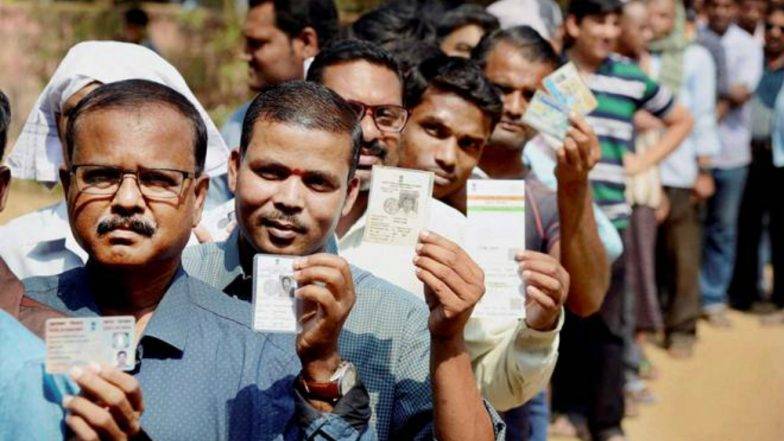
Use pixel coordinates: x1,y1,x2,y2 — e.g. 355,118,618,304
184,81,505,440
222,0,339,150
21,79,372,440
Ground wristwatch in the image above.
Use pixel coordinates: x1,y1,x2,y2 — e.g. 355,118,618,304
298,361,358,403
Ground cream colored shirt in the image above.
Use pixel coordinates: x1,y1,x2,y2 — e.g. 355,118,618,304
338,196,561,411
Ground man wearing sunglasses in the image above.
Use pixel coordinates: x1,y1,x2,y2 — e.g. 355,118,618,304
20,80,376,440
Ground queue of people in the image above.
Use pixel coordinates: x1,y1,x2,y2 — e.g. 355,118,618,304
0,0,781,440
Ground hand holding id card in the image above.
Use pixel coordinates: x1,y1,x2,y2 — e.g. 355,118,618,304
45,316,136,374
252,254,301,333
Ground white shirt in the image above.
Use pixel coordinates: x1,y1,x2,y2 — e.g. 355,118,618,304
0,201,87,279
486,0,562,40
337,195,560,411
703,24,764,169
0,200,200,280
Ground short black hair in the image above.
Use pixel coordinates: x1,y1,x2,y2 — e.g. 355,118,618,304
65,79,208,174
248,0,339,48
0,90,9,159
306,39,404,87
436,4,500,40
240,81,362,179
124,7,150,27
567,0,624,22
405,55,503,127
472,25,561,69
351,1,436,50
387,39,445,77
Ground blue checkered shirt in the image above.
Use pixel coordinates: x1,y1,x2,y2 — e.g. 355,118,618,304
182,232,506,440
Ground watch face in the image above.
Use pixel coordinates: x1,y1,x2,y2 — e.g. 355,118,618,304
339,363,358,396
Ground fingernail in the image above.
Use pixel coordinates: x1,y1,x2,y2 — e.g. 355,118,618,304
69,366,83,380
62,394,73,407
413,255,420,264
420,230,430,239
415,243,423,253
88,362,101,373
523,271,532,279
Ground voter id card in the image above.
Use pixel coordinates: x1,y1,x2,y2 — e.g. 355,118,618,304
252,254,300,333
45,316,136,374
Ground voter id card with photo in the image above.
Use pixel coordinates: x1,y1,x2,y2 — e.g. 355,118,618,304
364,165,434,247
543,62,598,116
45,316,136,374
252,254,300,333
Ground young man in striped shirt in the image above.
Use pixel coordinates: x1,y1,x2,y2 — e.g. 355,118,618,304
552,1,693,440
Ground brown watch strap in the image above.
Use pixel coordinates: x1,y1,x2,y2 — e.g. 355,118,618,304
298,375,341,402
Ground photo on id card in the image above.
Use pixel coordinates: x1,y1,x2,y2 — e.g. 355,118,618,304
252,254,301,333
45,316,136,374
363,165,434,247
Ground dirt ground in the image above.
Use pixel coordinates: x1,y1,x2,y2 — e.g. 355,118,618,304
3,181,783,441
551,310,784,441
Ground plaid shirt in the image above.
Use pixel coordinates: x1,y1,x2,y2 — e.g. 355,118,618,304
183,231,506,440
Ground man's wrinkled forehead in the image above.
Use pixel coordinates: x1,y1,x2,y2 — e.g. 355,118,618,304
71,105,195,165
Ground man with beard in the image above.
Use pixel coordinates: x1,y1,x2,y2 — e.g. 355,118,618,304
184,80,504,440
21,80,374,440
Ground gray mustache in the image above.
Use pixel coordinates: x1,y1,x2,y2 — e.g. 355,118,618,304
97,217,157,237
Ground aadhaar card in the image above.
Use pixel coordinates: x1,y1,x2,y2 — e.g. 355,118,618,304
252,254,300,333
465,180,526,320
363,166,434,247
45,316,136,374
523,90,570,141
543,62,598,115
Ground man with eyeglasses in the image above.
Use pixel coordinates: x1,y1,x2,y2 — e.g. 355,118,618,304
20,79,376,440
302,39,563,414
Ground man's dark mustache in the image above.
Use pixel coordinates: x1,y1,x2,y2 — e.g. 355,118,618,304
258,210,308,233
361,140,388,159
97,217,157,237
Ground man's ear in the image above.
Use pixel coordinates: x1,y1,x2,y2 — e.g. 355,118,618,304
191,174,211,228
228,149,241,194
342,175,361,217
292,26,320,60
0,166,10,212
565,15,581,40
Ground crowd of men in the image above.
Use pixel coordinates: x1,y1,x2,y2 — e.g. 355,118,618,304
0,0,781,440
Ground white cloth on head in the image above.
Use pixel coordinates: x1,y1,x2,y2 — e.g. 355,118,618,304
6,41,229,183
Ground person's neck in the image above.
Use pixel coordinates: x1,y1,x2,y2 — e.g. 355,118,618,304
709,23,729,37
567,47,603,73
739,21,757,37
336,191,369,239
478,144,529,180
89,259,179,323
766,51,784,70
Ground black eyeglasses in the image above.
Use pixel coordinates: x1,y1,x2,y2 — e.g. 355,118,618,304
347,100,409,133
70,164,196,199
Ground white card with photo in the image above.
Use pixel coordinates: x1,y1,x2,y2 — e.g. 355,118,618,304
45,316,136,374
465,179,526,320
363,166,434,247
252,254,300,333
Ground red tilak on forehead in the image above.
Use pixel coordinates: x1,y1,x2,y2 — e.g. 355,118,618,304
290,168,305,177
